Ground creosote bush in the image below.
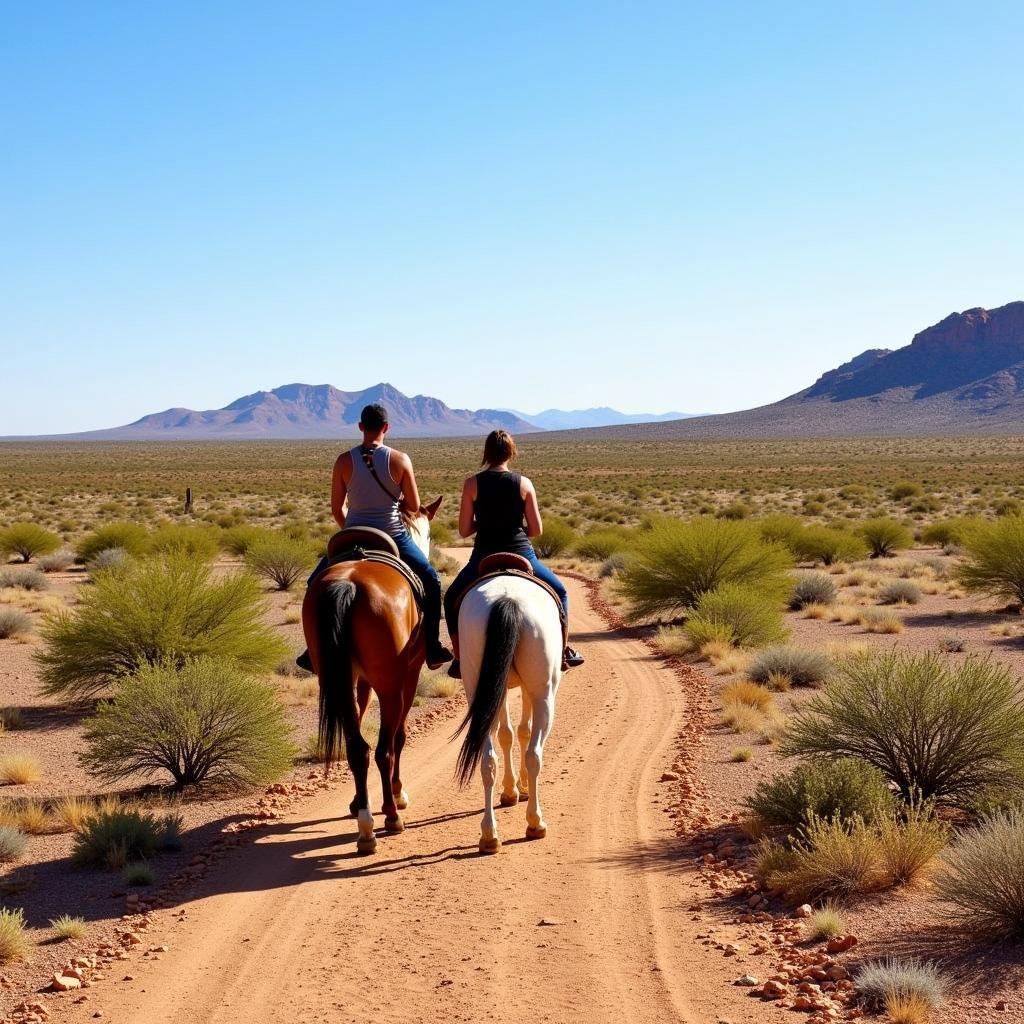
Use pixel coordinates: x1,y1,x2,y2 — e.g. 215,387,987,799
746,758,894,830
793,526,868,566
619,518,792,621
81,657,296,789
749,645,831,688
75,522,149,563
36,551,287,699
790,573,837,609
244,535,315,590
782,651,1024,805
533,519,577,558
148,524,220,561
0,522,61,563
684,583,788,648
858,518,914,558
955,514,1024,606
574,528,630,561
936,808,1024,938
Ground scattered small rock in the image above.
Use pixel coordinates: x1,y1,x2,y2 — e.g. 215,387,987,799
735,975,759,986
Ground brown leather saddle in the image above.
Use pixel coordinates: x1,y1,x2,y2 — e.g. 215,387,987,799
448,552,567,647
321,527,424,605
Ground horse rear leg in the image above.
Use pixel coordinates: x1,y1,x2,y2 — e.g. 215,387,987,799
479,730,501,854
496,698,519,806
391,671,417,811
346,729,376,855
376,694,404,833
516,688,533,802
525,687,555,840
348,678,374,818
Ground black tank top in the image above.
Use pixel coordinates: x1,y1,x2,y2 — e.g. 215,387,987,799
474,470,530,556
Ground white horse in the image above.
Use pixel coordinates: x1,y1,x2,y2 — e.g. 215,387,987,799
454,575,562,853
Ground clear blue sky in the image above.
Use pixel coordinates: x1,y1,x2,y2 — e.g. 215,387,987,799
4,1,1024,434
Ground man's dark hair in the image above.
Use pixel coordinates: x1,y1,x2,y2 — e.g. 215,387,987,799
360,403,388,431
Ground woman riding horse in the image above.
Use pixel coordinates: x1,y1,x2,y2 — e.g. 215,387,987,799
444,430,584,678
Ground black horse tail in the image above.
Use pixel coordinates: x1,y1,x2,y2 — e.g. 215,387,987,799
454,596,523,787
315,578,358,767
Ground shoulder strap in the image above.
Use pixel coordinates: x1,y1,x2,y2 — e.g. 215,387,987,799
359,446,401,504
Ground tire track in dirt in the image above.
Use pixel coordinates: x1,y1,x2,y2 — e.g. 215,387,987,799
61,577,754,1024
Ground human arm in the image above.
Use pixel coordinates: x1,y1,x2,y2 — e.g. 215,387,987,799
330,452,351,529
458,476,478,538
391,450,421,516
522,476,543,538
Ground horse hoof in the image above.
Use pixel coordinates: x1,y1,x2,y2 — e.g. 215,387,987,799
518,790,530,803
499,791,518,808
384,815,404,834
356,836,377,855
479,836,501,854
525,824,547,840
393,790,409,810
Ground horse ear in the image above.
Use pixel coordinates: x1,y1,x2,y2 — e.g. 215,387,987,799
423,495,443,521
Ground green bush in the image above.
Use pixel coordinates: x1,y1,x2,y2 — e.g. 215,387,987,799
757,514,805,553
936,808,1024,938
533,519,577,558
0,522,61,563
684,583,787,648
791,526,868,566
889,481,924,501
72,807,165,869
76,522,149,563
244,536,315,590
790,573,837,609
0,907,30,964
148,524,220,561
682,617,735,649
574,528,631,560
749,645,831,688
956,515,1024,606
36,551,287,699
782,651,1024,806
429,520,454,546
858,518,913,558
219,525,269,557
618,518,792,621
919,517,984,548
81,657,295,788
746,758,895,830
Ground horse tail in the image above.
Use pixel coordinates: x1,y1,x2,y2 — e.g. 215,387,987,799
454,595,523,787
315,578,358,766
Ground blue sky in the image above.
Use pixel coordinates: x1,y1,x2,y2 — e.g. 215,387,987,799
4,1,1024,434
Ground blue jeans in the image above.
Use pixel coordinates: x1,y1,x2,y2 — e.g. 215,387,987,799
309,531,444,650
443,545,568,640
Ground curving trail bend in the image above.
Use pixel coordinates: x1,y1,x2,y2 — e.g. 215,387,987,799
64,577,742,1024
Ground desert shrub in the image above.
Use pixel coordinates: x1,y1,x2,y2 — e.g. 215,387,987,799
994,497,1023,517
782,651,1024,805
0,707,24,730
749,645,831,688
757,515,805,552
575,528,630,560
0,568,49,591
855,957,945,1013
50,915,86,941
919,517,983,548
730,747,753,762
935,808,1024,938
721,679,772,712
0,907,30,964
0,609,33,640
38,550,74,573
877,800,949,885
0,522,60,563
53,795,94,833
429,520,454,546
88,547,129,574
533,519,577,558
684,617,735,649
75,522,149,563
148,524,219,561
790,573,837,609
889,481,924,501
858,607,905,633
0,825,27,862
877,579,922,605
0,754,40,785
684,584,787,648
599,552,629,578
430,549,460,576
858,518,913,558
792,526,868,566
936,634,966,653
72,807,164,869
81,657,295,788
244,536,315,590
122,862,156,886
37,552,288,699
717,501,752,520
618,518,792,620
807,902,845,942
955,515,1024,606
746,758,894,830
219,525,268,557
762,814,885,901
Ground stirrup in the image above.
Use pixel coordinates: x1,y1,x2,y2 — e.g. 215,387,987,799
562,646,584,670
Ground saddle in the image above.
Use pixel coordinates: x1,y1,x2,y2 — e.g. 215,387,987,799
321,527,424,605
448,552,568,648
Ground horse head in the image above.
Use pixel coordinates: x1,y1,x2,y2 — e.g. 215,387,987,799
407,495,443,559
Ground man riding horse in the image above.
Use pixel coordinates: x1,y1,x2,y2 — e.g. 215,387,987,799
297,402,453,672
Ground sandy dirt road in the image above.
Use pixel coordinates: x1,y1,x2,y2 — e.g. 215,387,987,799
63,578,743,1024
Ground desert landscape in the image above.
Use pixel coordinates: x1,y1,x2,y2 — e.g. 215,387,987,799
1,433,1023,1023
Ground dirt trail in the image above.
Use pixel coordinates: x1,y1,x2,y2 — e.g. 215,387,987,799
64,578,742,1024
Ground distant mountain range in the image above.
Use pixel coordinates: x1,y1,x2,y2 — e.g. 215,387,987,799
45,383,539,440
508,407,693,430
572,301,1024,438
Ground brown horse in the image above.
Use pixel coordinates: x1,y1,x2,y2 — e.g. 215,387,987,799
301,507,438,854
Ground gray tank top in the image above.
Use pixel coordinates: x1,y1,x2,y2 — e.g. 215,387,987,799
344,444,403,536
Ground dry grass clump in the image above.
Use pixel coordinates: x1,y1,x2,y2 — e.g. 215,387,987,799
122,861,156,887
38,550,75,573
0,825,28,862
828,603,864,625
417,670,460,700
0,755,41,786
2,799,57,835
877,801,950,885
855,957,945,1016
858,607,905,633
53,794,97,833
50,915,87,941
72,806,177,870
699,640,753,674
0,707,24,731
807,902,846,941
800,602,829,619
790,573,837,609
886,991,935,1024
0,608,33,640
721,679,773,712
655,625,693,657
0,568,50,591
0,907,31,964
749,645,831,688
877,579,922,605
730,747,753,763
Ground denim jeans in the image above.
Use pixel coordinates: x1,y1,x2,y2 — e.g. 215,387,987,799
309,531,444,650
443,544,568,640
